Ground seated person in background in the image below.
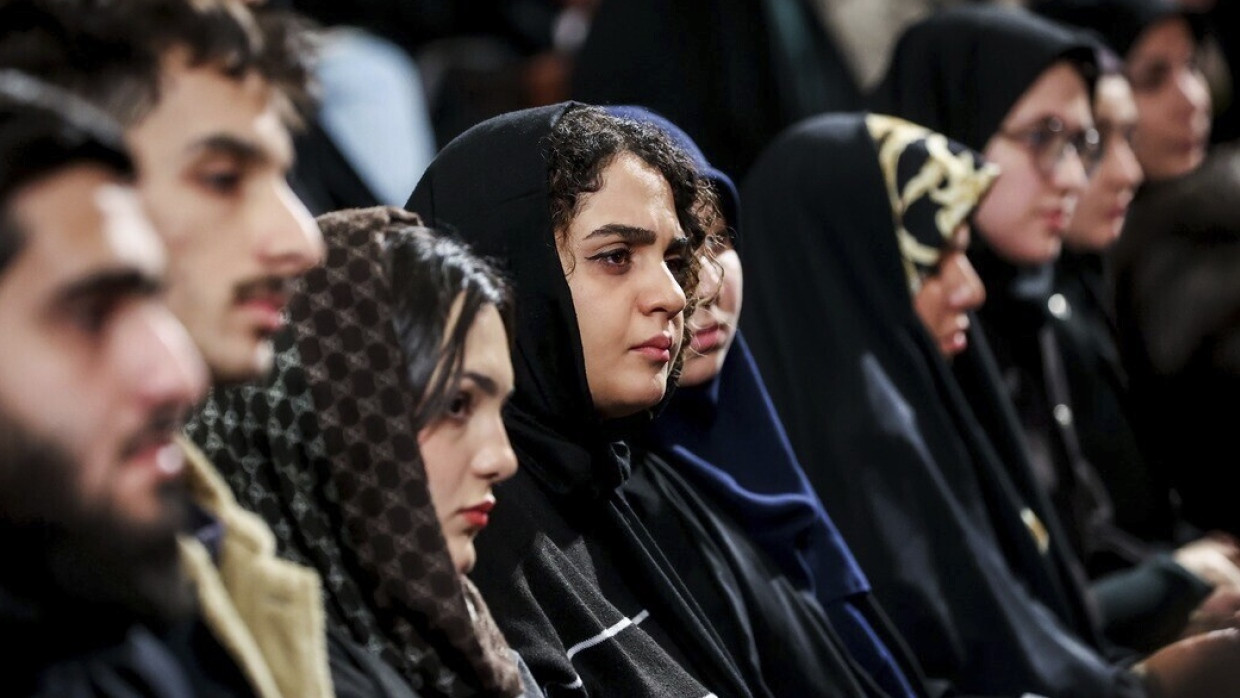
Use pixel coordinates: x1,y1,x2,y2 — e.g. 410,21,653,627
610,105,928,698
741,104,1240,695
877,1,1239,655
190,206,530,696
0,75,209,696
1036,0,1240,543
410,103,755,697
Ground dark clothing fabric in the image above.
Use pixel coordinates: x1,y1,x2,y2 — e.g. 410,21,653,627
1,589,198,698
189,206,522,697
161,618,258,698
1111,146,1240,538
626,445,924,698
328,628,425,698
1053,251,1185,548
641,338,922,698
870,4,1097,153
740,112,1146,697
1031,0,1205,58
573,0,861,180
408,102,753,698
968,243,1211,652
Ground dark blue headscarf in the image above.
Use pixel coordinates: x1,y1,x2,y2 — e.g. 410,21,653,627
609,104,917,698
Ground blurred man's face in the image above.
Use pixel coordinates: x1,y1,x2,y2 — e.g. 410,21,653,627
0,164,207,622
127,53,323,384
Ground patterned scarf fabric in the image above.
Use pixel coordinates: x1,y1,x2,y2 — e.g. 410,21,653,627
866,114,998,295
188,206,521,697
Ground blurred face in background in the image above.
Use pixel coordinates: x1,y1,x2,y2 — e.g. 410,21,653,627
974,60,1095,265
914,224,987,358
1063,74,1143,251
680,225,742,388
1125,17,1211,181
0,165,207,623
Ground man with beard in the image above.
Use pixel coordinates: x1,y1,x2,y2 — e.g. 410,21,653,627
0,74,210,695
0,3,421,696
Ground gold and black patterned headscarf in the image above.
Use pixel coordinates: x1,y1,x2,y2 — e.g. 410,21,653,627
188,206,521,697
867,114,998,295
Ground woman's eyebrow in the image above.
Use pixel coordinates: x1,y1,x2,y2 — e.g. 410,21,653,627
584,223,656,244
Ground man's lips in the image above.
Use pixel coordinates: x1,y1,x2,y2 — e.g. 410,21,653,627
460,499,495,528
238,293,289,331
632,334,673,362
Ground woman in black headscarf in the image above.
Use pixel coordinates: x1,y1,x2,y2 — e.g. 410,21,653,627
1034,0,1240,544
875,3,1234,653
189,206,525,697
603,105,926,698
740,107,1158,696
408,103,754,697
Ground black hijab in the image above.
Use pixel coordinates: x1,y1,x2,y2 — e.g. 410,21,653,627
407,102,753,698
741,112,1143,697
1032,0,1206,58
871,4,1098,153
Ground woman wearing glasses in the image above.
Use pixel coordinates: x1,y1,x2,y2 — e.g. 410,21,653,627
721,3,1240,694
1037,0,1240,546
880,2,1238,656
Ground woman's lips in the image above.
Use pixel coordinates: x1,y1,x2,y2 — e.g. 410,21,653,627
460,500,495,529
690,323,724,353
632,334,673,362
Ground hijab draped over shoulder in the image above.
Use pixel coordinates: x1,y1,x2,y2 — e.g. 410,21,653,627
741,112,1145,697
407,103,754,698
189,206,522,697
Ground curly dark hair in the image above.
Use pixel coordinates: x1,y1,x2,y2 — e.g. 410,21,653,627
0,0,314,127
545,104,716,375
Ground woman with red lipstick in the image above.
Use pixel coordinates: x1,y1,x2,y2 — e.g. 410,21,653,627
409,104,757,697
190,206,529,697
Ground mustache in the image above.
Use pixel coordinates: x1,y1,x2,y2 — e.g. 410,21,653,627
234,276,289,304
118,404,188,463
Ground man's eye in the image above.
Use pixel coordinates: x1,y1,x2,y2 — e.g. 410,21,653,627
198,170,242,194
68,298,116,335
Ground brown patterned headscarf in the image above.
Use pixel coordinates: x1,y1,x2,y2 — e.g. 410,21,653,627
187,206,522,696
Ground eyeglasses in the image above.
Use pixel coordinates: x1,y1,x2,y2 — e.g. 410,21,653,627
996,116,1102,179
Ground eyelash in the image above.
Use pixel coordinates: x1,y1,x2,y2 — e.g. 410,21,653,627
68,297,118,336
444,389,475,421
587,246,691,280
196,168,243,195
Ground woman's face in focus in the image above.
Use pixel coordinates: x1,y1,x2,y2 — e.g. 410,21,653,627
1063,74,1143,251
1125,17,1211,181
679,224,742,388
558,152,690,420
974,60,1094,265
914,224,987,358
418,302,518,574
